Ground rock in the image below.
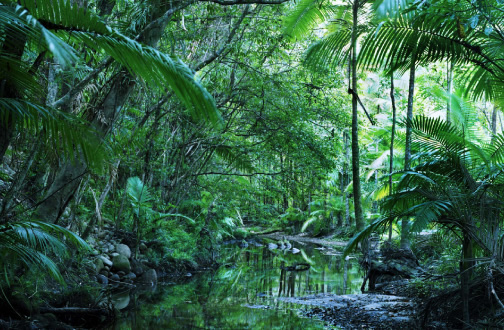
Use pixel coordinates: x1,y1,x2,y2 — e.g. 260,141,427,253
111,291,130,310
112,254,131,273
292,248,300,254
104,266,110,271
116,244,131,259
108,244,115,252
99,270,109,277
139,242,147,252
111,252,119,257
99,256,113,267
95,258,105,273
117,271,126,277
130,259,144,275
125,273,137,280
138,269,157,285
110,273,120,282
96,274,108,285
102,247,109,254
92,250,99,256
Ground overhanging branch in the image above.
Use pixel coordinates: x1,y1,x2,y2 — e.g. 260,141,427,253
193,171,282,177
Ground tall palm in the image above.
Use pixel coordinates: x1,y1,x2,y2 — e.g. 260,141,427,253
345,115,504,324
283,0,372,231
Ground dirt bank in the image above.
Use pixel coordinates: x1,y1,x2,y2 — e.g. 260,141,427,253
280,293,418,329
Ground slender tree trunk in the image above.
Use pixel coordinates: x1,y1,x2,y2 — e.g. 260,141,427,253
350,0,364,231
460,232,473,327
491,106,498,144
388,74,397,241
446,61,453,123
401,52,416,250
343,130,351,226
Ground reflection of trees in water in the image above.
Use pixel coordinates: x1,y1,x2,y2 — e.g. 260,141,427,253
212,245,361,305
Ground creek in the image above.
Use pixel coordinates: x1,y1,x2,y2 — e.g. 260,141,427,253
109,239,364,329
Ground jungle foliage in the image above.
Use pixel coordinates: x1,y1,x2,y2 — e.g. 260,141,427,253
0,0,503,327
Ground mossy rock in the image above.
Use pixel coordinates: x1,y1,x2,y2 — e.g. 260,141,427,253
112,254,131,273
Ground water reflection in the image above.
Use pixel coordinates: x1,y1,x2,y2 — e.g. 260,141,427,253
109,241,363,329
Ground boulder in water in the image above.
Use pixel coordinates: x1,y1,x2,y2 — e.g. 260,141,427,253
138,269,157,285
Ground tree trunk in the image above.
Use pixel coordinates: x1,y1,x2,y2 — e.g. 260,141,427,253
35,74,134,223
460,232,473,327
388,74,397,241
401,51,416,250
35,5,174,222
343,130,351,226
350,0,364,231
446,61,453,123
491,106,498,144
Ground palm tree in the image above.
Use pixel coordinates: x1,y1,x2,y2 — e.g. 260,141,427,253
345,115,504,324
283,0,371,231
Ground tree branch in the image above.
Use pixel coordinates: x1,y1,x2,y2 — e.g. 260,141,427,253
193,5,251,72
193,171,282,176
348,88,375,125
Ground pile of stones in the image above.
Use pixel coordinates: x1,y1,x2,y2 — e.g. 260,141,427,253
88,227,158,286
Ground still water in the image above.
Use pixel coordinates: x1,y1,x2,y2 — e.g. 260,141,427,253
110,239,363,329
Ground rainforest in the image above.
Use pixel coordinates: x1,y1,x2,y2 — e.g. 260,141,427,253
0,0,503,329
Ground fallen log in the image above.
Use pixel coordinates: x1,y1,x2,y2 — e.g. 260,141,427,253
40,307,111,316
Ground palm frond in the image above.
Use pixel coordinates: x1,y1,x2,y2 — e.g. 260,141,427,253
358,14,479,72
372,0,417,20
5,0,222,127
409,200,451,232
15,0,112,34
304,29,351,71
343,215,393,257
73,32,221,126
126,176,154,207
0,4,78,67
0,221,90,284
0,98,107,169
283,0,341,41
214,145,254,173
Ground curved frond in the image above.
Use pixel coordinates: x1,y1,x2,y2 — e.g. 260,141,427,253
0,4,78,67
283,0,344,41
73,32,221,126
214,145,255,173
0,99,107,170
0,221,90,284
4,0,222,127
304,29,351,71
358,14,479,71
